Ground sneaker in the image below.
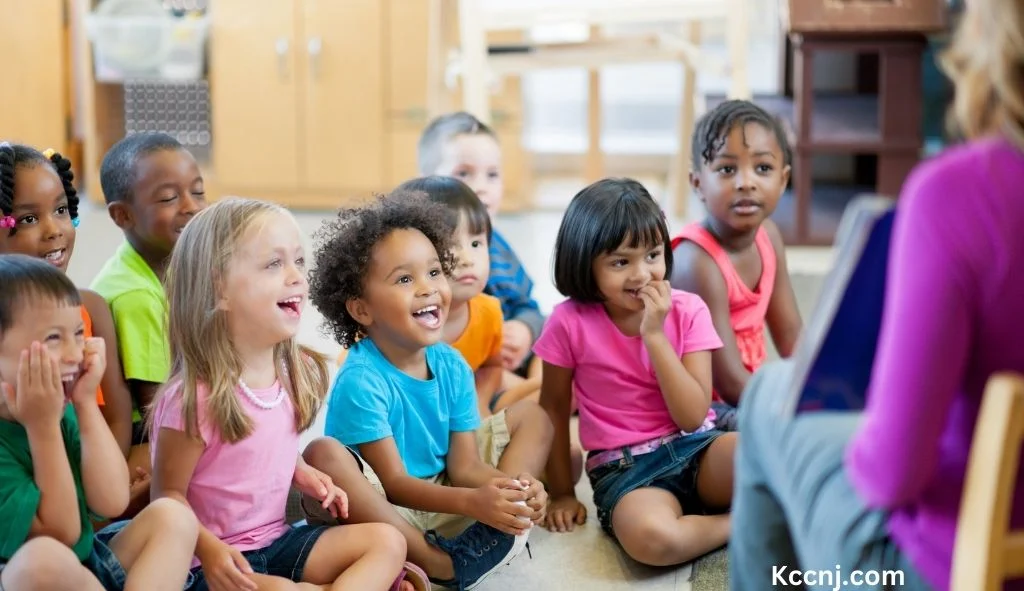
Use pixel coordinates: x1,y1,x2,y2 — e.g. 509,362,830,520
426,520,530,590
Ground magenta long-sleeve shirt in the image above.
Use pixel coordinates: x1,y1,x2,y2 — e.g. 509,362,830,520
845,137,1024,590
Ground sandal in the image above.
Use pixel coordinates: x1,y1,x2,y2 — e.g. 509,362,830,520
390,561,429,591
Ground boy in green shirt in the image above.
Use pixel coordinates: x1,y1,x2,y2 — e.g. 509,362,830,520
0,254,197,590
90,133,207,474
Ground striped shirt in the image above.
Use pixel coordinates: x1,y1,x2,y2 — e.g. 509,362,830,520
485,229,545,341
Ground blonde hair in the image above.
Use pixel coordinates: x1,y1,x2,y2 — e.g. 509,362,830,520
940,0,1024,147
154,197,329,444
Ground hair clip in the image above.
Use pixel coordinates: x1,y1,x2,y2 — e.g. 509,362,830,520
42,148,56,159
0,215,15,229
72,217,80,228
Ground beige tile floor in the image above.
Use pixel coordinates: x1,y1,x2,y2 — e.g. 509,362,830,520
64,178,833,591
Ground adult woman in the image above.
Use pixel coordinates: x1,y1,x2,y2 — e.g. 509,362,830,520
729,1,1024,589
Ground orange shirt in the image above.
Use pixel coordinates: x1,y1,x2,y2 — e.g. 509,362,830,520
450,294,503,371
81,306,105,405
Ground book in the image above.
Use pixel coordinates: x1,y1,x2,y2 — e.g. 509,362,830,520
780,195,898,415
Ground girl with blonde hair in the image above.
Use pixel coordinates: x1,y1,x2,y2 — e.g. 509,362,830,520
148,197,425,590
729,1,1024,589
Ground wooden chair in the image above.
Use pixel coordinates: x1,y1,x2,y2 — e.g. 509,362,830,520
432,0,752,218
951,372,1024,590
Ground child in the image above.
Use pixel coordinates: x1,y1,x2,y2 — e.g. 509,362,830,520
0,253,198,591
91,132,208,473
418,112,544,382
669,100,802,430
536,178,736,567
0,142,141,495
395,176,541,416
148,198,418,591
302,192,553,590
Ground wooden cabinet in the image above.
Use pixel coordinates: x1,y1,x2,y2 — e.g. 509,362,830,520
75,0,527,210
210,0,386,206
0,1,69,155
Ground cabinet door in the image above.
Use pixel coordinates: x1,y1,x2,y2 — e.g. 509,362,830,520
0,1,66,152
300,0,385,193
209,0,300,191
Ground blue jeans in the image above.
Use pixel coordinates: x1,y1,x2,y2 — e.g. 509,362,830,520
587,429,723,537
187,524,328,590
731,360,931,590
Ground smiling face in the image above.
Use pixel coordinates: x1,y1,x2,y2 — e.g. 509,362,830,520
109,148,206,262
218,211,308,350
448,213,490,306
0,297,84,409
692,121,791,235
593,235,668,315
0,164,76,271
347,228,452,352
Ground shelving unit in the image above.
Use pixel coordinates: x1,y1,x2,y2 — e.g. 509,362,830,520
788,32,927,246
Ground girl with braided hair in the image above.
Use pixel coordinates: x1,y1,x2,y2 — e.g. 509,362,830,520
0,142,137,482
668,100,803,431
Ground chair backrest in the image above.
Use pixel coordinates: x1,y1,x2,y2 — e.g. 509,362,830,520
952,372,1024,590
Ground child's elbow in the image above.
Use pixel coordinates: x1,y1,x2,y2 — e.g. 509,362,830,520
90,487,130,520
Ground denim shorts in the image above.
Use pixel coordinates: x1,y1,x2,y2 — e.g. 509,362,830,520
188,524,328,590
587,430,723,537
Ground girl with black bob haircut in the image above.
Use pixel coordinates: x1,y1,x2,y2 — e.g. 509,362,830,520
536,178,735,567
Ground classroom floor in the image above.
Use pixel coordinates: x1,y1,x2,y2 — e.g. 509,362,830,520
66,178,831,591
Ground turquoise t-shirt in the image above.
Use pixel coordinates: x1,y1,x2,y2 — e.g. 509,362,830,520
326,339,480,478
0,405,93,562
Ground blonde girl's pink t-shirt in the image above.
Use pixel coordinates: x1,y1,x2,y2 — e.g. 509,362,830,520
533,289,723,451
151,380,296,565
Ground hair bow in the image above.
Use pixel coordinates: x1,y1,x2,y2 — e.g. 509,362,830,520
0,216,15,229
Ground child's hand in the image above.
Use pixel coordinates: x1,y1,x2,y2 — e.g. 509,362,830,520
639,280,672,337
196,537,257,591
501,320,532,370
1,342,65,429
468,477,533,536
292,462,349,519
70,337,106,407
543,494,587,533
129,467,151,500
515,473,548,524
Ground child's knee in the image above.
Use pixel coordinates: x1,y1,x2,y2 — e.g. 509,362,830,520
616,520,682,565
3,537,84,589
302,437,357,474
141,497,199,541
506,399,553,439
362,523,407,559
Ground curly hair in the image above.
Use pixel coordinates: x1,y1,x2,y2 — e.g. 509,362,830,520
691,99,792,171
310,191,457,348
0,142,79,236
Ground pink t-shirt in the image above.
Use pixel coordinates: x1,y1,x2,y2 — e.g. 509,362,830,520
151,380,296,564
533,289,723,451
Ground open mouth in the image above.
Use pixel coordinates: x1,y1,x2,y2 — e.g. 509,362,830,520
625,288,642,299
412,305,442,329
731,200,763,215
42,248,67,267
277,296,303,318
61,374,77,400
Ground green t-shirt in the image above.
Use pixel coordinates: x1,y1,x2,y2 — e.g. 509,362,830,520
0,405,92,562
91,241,170,421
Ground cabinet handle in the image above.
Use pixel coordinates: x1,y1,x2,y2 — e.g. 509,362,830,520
307,37,322,80
275,38,290,79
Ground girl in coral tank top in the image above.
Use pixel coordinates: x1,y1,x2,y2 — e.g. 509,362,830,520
670,100,803,430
